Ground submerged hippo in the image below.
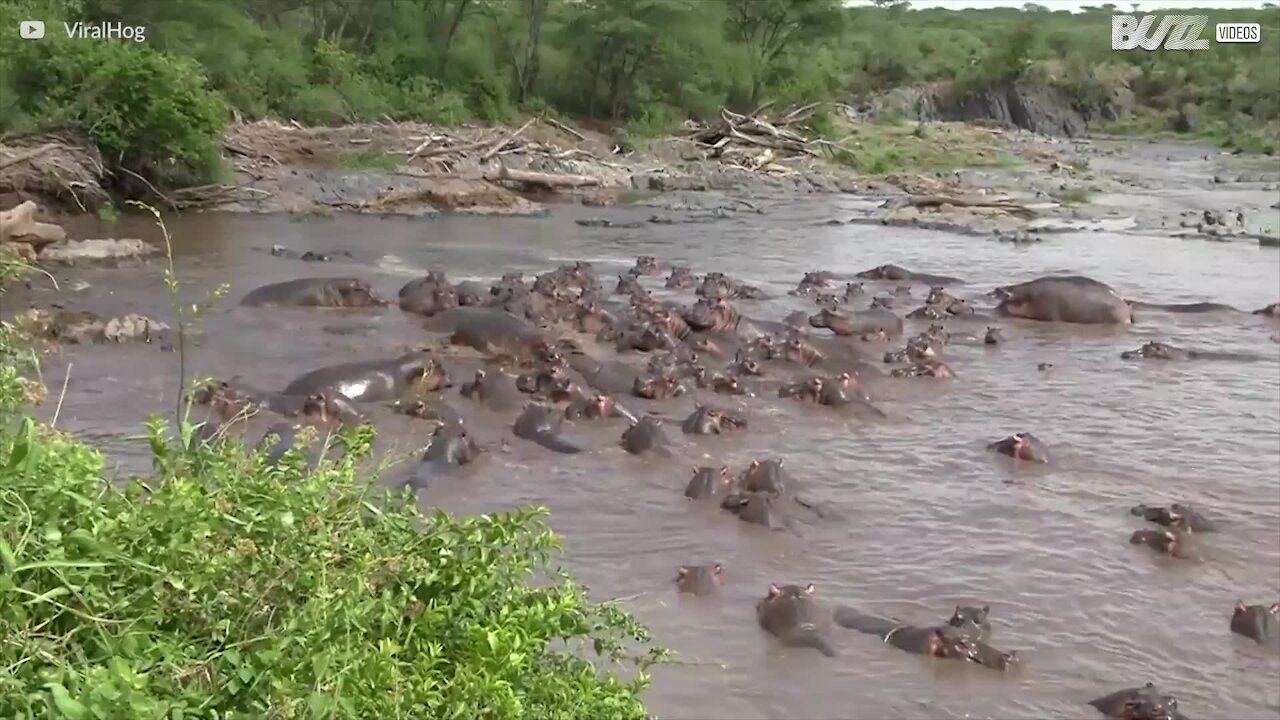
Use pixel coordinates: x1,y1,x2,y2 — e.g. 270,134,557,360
987,432,1050,463
1121,341,1258,362
809,307,904,338
240,277,385,308
1088,683,1188,720
192,380,365,426
513,404,582,454
620,415,671,456
1129,529,1191,559
984,327,1005,345
994,275,1133,324
675,564,724,596
1254,302,1280,317
282,350,448,403
564,392,637,423
666,266,695,289
833,606,1017,670
407,422,482,490
685,465,734,499
460,369,523,411
399,272,459,316
856,264,963,286
755,583,841,657
426,307,547,357
721,491,792,530
1230,600,1279,643
1130,503,1216,533
681,404,748,435
1129,300,1240,314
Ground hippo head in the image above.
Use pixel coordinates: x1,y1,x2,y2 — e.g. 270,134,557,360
406,357,450,392
926,286,950,305
949,605,991,628
808,308,839,329
763,582,815,605
335,280,385,307
735,354,763,376
189,379,233,407
433,422,481,466
675,563,724,595
593,393,615,415
844,282,865,297
301,392,355,424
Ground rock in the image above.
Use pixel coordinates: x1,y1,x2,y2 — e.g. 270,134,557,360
24,308,172,346
37,238,158,264
0,200,66,249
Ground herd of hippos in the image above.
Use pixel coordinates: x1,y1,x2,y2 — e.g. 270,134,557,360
192,255,1280,720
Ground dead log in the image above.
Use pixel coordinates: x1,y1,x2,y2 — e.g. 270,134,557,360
482,117,536,161
881,194,1036,219
482,166,601,189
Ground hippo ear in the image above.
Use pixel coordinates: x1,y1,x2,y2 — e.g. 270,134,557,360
676,567,688,579
803,583,815,595
767,583,781,598
776,458,785,467
1269,603,1280,615
980,605,990,616
691,466,699,476
1234,600,1248,615
719,466,730,475
713,563,723,575
953,605,962,616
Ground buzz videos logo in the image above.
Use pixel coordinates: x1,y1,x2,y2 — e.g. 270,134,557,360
20,20,45,39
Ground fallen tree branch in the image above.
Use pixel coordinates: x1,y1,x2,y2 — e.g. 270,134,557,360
0,143,58,171
881,194,1036,219
543,116,586,141
482,118,536,161
482,166,601,189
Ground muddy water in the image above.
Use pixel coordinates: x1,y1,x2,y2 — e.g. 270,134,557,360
16,198,1280,719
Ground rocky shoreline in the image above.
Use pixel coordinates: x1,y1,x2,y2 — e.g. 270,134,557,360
2,116,1279,268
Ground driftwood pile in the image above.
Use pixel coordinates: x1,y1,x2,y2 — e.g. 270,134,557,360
0,132,109,210
681,103,845,176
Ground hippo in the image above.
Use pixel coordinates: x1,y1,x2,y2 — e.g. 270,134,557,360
984,327,1005,345
516,365,569,396
1130,503,1216,533
721,491,791,530
460,369,523,411
814,292,844,309
666,266,696,289
1230,601,1279,643
809,307,904,338
406,422,483,490
675,564,724,596
401,280,460,317
616,324,677,353
620,415,671,456
782,336,825,366
732,353,764,377
948,605,991,643
685,465,734,500
282,350,447,403
1037,362,1054,372
1121,341,1258,362
425,307,547,358
778,377,824,403
906,305,946,321
994,275,1133,324
190,379,360,424
856,264,963,286
239,277,385,308
614,274,644,296
513,404,582,454
832,606,1014,669
564,392,637,423
755,583,840,657
890,360,955,378
1088,684,1188,720
632,374,687,400
649,307,692,340
681,404,747,435
1129,300,1240,313
683,298,741,333
709,373,751,396
740,458,790,495
568,354,640,395
987,433,1049,463
1254,303,1280,317
631,256,661,277
696,273,736,300
817,372,872,408
392,397,465,426
1129,529,1190,559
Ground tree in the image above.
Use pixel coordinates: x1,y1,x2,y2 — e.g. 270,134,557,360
724,0,843,106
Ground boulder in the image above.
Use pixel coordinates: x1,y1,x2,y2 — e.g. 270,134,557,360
0,200,66,249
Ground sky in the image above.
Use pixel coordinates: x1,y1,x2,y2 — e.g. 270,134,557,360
846,0,1272,9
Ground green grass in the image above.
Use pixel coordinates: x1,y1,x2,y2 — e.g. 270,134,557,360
822,120,1018,176
338,149,403,171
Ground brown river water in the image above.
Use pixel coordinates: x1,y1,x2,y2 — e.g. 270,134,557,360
11,196,1280,719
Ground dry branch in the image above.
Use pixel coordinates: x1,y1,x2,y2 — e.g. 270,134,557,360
482,166,601,189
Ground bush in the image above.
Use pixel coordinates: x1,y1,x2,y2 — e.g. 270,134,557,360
0,258,664,718
3,33,226,185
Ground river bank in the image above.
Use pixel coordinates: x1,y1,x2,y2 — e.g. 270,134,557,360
3,115,1279,269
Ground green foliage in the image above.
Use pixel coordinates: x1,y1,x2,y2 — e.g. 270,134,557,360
2,0,1278,187
339,150,403,171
